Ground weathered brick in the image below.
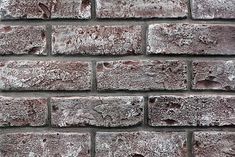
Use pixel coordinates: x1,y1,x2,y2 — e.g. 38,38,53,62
0,60,91,91
148,95,235,126
193,132,235,157
96,131,187,157
52,25,143,55
0,132,90,157
51,96,144,127
0,25,46,55
96,60,188,91
191,0,235,19
147,24,235,55
192,60,235,90
96,0,188,18
0,96,47,127
0,0,91,19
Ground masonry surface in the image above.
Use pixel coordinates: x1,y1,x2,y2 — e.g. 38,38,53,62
0,0,234,157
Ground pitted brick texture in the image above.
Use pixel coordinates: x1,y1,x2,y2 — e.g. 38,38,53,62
96,131,187,157
52,25,143,55
191,0,235,19
96,60,188,91
96,0,188,18
147,24,235,55
193,132,235,157
0,25,46,55
0,132,91,157
0,0,91,19
0,96,47,127
192,60,235,90
148,95,235,126
0,60,92,91
51,96,144,127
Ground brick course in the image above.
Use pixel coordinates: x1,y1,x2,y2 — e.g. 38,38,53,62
0,0,234,156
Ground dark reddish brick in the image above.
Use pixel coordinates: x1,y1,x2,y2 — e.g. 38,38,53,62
0,0,91,19
96,131,187,157
0,96,47,127
96,60,188,91
191,0,235,19
0,60,91,91
192,60,235,90
0,25,46,55
51,96,144,127
96,0,188,18
52,25,143,55
148,95,235,126
193,132,235,157
0,132,90,157
147,24,235,55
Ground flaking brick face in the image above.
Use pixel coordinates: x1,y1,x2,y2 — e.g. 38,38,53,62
0,0,234,156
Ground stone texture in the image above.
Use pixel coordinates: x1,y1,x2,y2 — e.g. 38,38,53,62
193,132,235,157
0,25,46,55
147,23,235,55
148,95,235,126
51,96,144,127
0,60,91,91
192,60,235,90
0,96,47,127
0,132,90,157
191,0,235,19
96,60,188,91
96,0,188,18
0,0,91,19
52,25,143,55
96,131,187,157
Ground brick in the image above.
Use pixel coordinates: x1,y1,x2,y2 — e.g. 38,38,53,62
0,96,47,127
51,96,144,127
0,0,91,19
52,25,143,55
148,95,235,126
96,131,187,157
0,132,90,157
191,0,235,19
147,24,235,55
96,60,188,91
193,132,235,157
96,0,188,18
0,60,91,91
192,60,235,90
0,25,46,55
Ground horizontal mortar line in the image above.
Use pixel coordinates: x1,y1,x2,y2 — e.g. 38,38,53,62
0,19,235,25
1,91,235,97
1,126,235,134
3,55,235,61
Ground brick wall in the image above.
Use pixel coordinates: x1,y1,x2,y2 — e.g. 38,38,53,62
0,0,234,157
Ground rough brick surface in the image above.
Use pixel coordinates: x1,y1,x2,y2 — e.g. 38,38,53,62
96,0,188,18
52,25,143,55
148,95,235,126
0,60,91,91
192,60,235,90
96,60,188,91
0,0,91,19
193,132,235,157
147,24,235,55
0,96,47,127
0,132,90,157
51,96,144,127
96,131,187,157
0,25,46,55
191,0,235,19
